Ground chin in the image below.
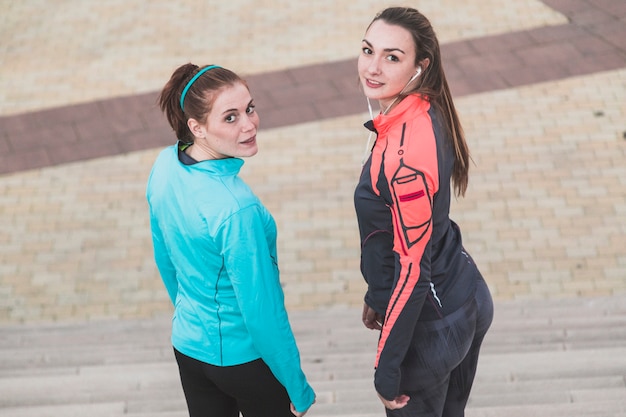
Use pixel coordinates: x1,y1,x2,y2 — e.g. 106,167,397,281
242,147,259,158
362,88,385,102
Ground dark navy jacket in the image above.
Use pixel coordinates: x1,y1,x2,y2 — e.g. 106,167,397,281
354,94,477,400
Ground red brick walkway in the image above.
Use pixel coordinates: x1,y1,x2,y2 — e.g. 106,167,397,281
0,0,624,175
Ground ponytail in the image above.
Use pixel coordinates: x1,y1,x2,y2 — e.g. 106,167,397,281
440,74,470,197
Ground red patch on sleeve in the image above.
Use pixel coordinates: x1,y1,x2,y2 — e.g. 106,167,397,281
399,190,425,202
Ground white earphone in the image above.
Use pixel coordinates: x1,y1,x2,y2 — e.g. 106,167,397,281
379,66,424,117
408,66,422,83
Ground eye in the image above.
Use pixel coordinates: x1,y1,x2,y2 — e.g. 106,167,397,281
246,104,256,114
386,54,399,62
225,114,236,123
362,47,373,55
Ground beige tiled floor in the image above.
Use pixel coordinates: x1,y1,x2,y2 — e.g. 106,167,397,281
1,1,625,323
0,0,566,115
1,68,624,323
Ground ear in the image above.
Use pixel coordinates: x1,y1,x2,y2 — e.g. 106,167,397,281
187,118,205,138
419,58,431,71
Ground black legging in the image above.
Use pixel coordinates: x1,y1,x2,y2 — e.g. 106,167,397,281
387,276,494,417
174,349,294,417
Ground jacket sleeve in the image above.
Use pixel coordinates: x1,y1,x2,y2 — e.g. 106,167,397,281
374,124,439,401
148,211,178,305
217,204,315,413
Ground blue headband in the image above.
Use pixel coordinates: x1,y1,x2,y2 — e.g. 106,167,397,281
180,65,221,111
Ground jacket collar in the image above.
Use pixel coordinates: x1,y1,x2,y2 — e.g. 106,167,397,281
372,94,430,136
174,142,244,176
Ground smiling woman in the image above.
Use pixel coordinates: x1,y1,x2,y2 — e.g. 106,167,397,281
358,20,422,113
146,63,315,417
353,8,494,417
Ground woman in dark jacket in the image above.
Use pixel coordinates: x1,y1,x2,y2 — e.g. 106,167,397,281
353,8,494,416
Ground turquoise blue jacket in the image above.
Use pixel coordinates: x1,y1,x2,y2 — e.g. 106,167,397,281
146,144,315,412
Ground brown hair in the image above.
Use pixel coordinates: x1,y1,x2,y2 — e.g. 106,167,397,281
158,63,244,143
369,7,470,197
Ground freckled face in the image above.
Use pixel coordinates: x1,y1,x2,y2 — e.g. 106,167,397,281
199,82,260,159
358,20,418,110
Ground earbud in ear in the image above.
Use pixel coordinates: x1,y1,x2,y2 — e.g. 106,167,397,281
408,67,422,84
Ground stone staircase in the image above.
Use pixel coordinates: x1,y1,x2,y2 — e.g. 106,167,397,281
1,295,625,416
465,296,626,417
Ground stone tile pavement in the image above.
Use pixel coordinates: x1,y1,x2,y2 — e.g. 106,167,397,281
0,0,569,116
3,0,625,174
1,0,625,324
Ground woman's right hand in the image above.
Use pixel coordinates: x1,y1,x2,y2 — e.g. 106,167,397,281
362,303,383,330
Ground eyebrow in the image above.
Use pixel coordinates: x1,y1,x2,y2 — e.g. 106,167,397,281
362,39,406,55
222,99,255,115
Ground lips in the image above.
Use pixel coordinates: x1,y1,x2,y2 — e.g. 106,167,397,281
365,78,384,88
240,135,256,145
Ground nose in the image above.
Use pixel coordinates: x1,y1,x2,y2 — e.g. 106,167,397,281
367,56,382,75
242,113,258,132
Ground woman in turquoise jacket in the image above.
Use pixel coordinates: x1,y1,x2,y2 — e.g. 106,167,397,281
146,63,315,417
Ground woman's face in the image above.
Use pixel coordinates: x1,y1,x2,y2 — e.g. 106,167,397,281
195,82,260,159
358,20,419,110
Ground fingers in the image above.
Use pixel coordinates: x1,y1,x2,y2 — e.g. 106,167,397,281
394,394,410,408
361,302,369,322
290,403,303,417
362,303,383,330
377,392,410,410
290,402,310,417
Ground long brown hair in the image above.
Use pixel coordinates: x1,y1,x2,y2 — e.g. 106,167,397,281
369,7,470,197
158,63,244,143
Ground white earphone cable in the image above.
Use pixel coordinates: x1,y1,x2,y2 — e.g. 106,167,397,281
361,67,422,165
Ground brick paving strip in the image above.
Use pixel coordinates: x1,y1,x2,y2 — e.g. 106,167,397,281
0,0,624,175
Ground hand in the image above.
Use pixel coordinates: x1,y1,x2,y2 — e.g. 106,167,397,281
290,403,306,417
377,392,410,410
290,398,315,417
362,303,383,330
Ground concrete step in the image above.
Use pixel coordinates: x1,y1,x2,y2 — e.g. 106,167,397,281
0,296,624,416
465,400,626,417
